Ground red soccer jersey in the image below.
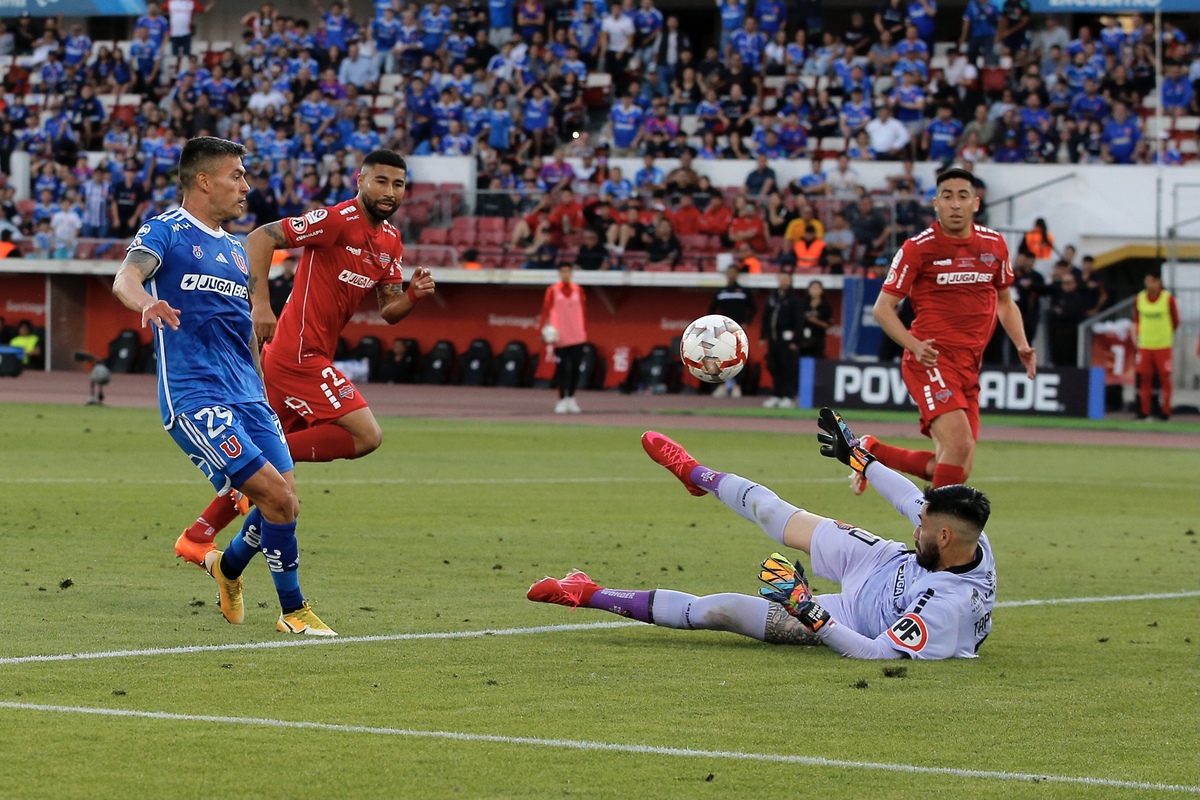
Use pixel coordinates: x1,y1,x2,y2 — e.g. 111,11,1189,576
267,198,405,363
881,222,1013,372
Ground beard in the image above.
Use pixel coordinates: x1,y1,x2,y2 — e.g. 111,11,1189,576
915,539,940,571
361,194,397,223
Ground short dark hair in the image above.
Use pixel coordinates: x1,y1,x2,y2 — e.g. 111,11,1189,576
923,484,990,536
936,167,975,189
178,136,248,190
362,149,407,173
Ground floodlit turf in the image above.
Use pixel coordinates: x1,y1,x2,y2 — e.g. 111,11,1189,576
0,403,1196,800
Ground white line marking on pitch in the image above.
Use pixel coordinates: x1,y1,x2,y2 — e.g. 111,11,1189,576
0,475,1191,489
0,702,1194,795
1,591,1195,667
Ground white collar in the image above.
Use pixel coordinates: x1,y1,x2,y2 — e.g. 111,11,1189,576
180,206,228,239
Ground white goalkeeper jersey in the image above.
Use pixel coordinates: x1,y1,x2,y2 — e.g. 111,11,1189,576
841,532,996,659
812,460,998,660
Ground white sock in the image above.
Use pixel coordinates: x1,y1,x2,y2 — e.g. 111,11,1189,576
713,473,802,545
651,589,768,641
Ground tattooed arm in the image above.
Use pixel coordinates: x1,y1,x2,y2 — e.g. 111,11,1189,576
762,603,825,647
377,266,435,324
246,220,288,344
112,249,180,330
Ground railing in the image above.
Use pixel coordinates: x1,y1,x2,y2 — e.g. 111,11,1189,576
989,172,1077,228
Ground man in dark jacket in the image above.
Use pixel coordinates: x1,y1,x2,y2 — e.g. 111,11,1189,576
708,264,756,397
760,270,802,407
1047,271,1087,367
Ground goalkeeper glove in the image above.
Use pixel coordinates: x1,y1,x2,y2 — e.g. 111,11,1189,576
816,407,876,476
758,552,813,612
758,554,832,633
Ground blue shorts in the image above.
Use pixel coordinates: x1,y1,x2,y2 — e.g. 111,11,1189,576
169,400,293,494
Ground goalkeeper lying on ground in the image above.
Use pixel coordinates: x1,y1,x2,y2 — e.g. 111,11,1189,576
527,408,997,660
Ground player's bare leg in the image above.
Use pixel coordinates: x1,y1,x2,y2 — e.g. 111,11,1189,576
286,407,382,462
929,409,975,487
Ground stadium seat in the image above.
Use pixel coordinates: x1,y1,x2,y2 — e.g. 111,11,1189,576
420,340,457,384
139,341,157,375
455,338,494,386
351,335,384,382
576,342,602,389
819,136,846,154
372,94,396,110
419,227,451,246
476,229,506,247
372,113,391,131
494,340,530,387
679,234,709,254
107,329,141,374
477,216,506,233
379,73,403,95
981,67,1007,92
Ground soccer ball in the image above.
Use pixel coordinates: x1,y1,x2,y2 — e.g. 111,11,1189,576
679,314,749,383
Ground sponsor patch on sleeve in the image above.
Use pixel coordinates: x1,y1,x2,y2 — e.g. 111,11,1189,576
886,613,928,652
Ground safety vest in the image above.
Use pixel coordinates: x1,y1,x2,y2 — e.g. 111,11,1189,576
793,239,825,270
740,256,762,274
1023,230,1054,260
1136,290,1175,350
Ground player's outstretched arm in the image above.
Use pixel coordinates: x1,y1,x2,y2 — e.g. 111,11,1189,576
246,222,287,344
817,407,922,524
996,288,1036,378
113,250,179,330
377,266,435,324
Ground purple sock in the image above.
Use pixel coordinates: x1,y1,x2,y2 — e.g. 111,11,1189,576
688,465,726,493
587,588,653,623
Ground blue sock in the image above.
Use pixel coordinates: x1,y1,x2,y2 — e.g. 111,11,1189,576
260,519,304,613
219,508,262,580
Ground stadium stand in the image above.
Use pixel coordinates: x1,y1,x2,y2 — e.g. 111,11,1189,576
0,1,1195,290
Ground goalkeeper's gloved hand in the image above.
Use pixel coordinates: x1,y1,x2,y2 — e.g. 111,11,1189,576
758,552,813,612
817,407,876,476
790,599,832,633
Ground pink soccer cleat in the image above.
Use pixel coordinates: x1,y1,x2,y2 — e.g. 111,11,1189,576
640,431,706,496
527,570,600,608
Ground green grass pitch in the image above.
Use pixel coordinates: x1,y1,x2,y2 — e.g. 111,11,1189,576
0,404,1196,799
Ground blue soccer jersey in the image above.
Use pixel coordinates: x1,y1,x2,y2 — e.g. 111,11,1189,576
127,208,265,429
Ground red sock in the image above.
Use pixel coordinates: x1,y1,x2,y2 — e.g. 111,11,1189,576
869,440,936,481
185,493,240,543
287,425,357,462
932,463,966,488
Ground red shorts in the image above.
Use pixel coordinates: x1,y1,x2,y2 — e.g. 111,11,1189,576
901,359,980,440
262,351,369,435
1135,347,1172,377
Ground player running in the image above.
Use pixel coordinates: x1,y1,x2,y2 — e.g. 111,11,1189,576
528,409,996,660
113,137,335,636
862,167,1036,490
174,149,436,567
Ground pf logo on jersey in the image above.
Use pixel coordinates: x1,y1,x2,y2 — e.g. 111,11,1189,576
886,613,928,652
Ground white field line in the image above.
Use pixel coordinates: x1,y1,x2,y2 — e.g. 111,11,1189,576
0,702,1195,795
0,591,1195,667
0,475,1191,489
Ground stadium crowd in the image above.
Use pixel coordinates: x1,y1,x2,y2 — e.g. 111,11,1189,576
0,1,1194,283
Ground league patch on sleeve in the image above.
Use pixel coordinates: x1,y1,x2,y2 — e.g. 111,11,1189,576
289,216,308,234
886,613,928,652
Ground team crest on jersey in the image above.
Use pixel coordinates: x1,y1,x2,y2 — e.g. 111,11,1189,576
337,384,355,400
380,253,392,263
136,224,151,237
231,251,248,274
886,613,928,652
980,252,996,265
193,245,203,259
935,389,953,403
